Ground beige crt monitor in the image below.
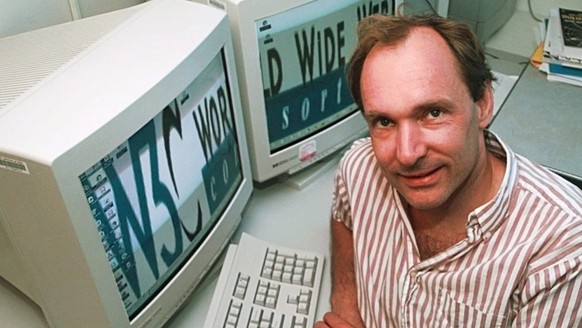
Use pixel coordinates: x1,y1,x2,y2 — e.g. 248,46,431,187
194,0,392,185
0,0,253,327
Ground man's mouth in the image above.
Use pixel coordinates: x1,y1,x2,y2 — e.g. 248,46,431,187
398,166,443,187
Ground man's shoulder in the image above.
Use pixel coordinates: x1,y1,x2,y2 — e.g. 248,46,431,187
336,137,378,180
514,153,582,218
346,136,373,155
350,136,372,149
340,137,374,165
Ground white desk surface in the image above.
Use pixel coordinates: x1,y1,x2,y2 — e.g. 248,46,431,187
490,63,582,180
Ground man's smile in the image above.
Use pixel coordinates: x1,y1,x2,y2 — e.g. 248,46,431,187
397,166,444,188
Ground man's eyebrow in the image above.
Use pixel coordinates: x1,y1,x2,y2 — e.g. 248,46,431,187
415,98,455,111
363,110,391,121
363,98,454,119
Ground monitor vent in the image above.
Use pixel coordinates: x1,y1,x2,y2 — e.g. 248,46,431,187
0,6,140,116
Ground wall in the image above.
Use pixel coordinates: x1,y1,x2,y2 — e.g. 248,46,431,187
0,0,144,39
516,0,581,17
0,0,73,38
486,0,582,57
73,0,145,20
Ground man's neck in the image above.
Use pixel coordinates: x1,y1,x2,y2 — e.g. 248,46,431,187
407,152,506,259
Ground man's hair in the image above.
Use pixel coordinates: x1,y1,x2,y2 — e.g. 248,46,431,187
347,14,495,111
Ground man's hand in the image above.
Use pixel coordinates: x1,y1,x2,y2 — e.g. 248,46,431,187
314,312,356,328
322,220,366,328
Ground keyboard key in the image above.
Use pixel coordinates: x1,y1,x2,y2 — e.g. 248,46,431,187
297,290,311,315
297,302,309,315
249,308,262,324
303,269,314,287
272,270,282,281
282,272,292,283
292,274,302,285
287,294,298,305
292,315,307,328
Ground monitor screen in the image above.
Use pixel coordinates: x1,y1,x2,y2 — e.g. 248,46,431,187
257,1,371,153
202,0,391,183
78,50,242,319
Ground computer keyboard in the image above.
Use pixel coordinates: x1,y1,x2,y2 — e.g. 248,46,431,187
204,233,325,328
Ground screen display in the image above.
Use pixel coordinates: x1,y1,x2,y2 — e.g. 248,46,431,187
256,0,390,152
79,50,242,318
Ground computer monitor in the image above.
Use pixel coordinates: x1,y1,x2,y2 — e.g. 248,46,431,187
195,0,392,185
0,0,253,327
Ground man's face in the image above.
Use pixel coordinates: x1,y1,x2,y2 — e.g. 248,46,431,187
360,27,492,212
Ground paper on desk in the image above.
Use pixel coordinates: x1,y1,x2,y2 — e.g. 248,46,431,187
539,62,582,87
492,71,519,117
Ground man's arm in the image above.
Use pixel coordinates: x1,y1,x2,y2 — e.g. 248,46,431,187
513,257,582,326
327,218,364,327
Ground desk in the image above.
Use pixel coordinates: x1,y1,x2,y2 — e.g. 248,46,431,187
490,63,582,185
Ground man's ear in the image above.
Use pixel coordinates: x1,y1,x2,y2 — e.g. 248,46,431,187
476,81,494,129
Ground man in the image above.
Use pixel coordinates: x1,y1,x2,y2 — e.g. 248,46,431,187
316,14,582,327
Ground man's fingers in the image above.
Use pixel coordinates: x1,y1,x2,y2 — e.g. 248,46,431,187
322,312,354,327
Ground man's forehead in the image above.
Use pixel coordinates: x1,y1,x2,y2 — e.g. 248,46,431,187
360,28,471,114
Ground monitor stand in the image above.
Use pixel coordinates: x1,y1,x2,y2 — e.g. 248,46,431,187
283,152,343,191
283,128,369,190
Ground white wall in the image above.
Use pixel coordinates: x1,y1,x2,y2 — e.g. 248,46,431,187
74,0,144,20
516,0,581,18
0,0,73,38
0,0,144,39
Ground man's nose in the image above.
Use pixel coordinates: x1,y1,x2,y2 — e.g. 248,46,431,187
396,123,427,167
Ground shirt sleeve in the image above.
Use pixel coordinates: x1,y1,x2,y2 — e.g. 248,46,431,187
331,151,354,230
513,225,582,326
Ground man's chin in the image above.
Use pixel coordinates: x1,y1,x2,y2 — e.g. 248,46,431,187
398,189,447,212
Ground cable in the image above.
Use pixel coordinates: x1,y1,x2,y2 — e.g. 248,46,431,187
423,0,438,15
527,0,544,22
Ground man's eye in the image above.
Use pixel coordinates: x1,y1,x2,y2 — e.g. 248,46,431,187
428,109,442,118
377,118,392,127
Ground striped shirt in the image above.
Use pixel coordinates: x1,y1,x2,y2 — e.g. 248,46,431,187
332,130,582,327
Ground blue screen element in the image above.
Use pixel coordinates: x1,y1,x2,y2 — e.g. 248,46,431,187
202,132,241,214
265,68,353,150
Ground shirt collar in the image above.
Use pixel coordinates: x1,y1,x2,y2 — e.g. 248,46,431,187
466,130,518,243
